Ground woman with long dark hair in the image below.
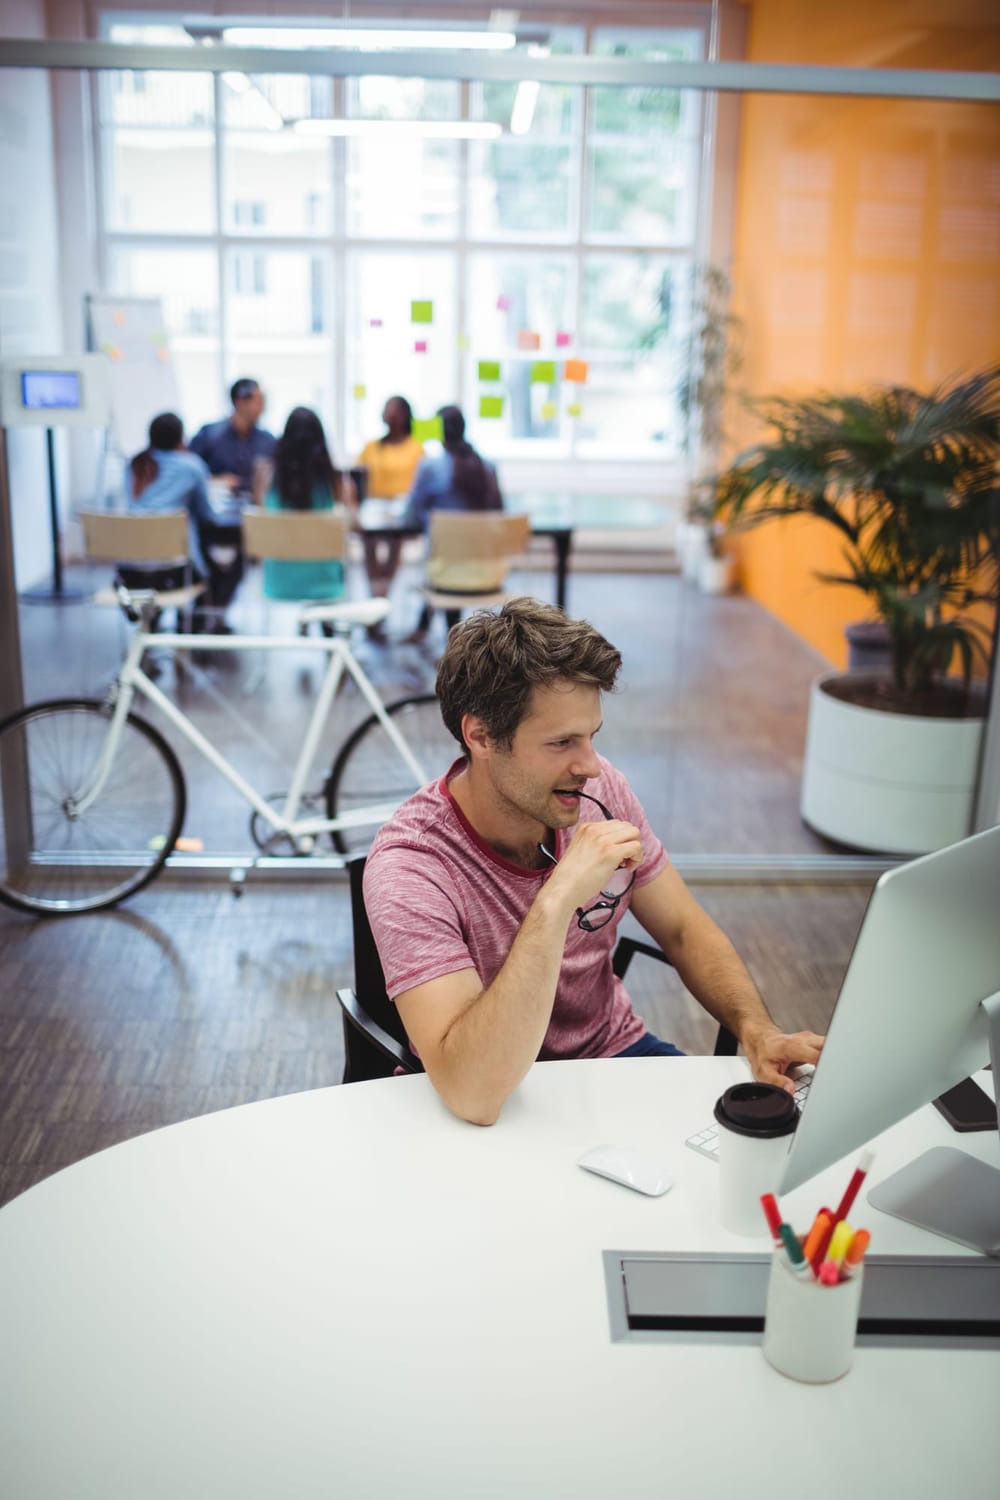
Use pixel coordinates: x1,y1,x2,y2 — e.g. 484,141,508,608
400,405,503,642
253,407,357,603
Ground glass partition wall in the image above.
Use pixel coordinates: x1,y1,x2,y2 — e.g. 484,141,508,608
1,21,997,866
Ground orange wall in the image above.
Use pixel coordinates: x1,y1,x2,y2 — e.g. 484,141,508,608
730,1,1000,667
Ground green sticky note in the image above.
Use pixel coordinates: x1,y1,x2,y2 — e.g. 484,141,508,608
567,402,583,418
479,395,505,419
412,416,444,442
456,333,471,352
530,360,556,384
478,360,501,382
411,300,433,324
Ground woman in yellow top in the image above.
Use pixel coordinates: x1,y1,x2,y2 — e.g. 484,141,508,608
356,395,424,629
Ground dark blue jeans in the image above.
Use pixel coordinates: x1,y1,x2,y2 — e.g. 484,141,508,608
615,1032,685,1058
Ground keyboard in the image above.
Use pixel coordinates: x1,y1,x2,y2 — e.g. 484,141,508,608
685,1065,815,1162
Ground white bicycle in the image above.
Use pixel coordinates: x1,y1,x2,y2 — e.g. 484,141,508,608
0,591,454,915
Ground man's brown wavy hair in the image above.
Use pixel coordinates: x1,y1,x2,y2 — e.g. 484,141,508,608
435,598,622,752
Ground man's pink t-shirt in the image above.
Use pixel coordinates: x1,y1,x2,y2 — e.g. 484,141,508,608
363,754,668,1060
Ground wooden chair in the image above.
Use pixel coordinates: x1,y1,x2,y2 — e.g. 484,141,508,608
335,855,737,1084
416,511,532,627
241,506,362,640
79,509,205,626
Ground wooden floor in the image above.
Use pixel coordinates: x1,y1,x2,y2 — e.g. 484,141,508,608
0,560,873,1206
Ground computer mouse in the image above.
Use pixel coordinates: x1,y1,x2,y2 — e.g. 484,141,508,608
577,1144,674,1197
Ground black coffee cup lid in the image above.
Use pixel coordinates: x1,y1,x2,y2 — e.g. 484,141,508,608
713,1082,799,1139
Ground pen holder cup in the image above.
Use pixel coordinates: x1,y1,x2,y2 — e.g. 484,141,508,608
762,1254,863,1384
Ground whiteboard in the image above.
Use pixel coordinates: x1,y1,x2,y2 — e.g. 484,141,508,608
86,294,180,457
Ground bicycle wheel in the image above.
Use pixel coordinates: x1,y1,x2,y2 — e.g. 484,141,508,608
0,698,185,915
327,694,456,855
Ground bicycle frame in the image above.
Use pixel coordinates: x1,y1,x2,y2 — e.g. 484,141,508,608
82,610,430,848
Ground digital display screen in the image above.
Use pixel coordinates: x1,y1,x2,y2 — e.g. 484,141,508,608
20,370,83,411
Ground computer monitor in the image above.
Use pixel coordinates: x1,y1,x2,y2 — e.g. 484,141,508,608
778,823,1000,1255
20,369,82,411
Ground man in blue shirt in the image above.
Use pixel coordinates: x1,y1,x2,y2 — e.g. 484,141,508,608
189,377,277,624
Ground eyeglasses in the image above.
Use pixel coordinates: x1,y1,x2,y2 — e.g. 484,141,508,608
538,790,637,932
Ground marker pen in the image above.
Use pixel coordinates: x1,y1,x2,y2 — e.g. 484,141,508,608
826,1220,854,1269
760,1192,784,1248
841,1228,871,1279
778,1222,811,1278
802,1209,832,1271
818,1260,841,1287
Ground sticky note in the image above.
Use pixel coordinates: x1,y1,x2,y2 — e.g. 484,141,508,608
175,836,204,853
478,360,501,382
480,395,505,419
564,358,589,384
496,294,511,311
555,331,572,348
114,309,127,327
413,416,444,442
156,349,170,363
369,317,383,328
517,330,540,351
567,402,583,417
457,334,471,352
414,340,428,354
530,360,556,384
411,300,433,324
352,384,366,400
541,401,557,421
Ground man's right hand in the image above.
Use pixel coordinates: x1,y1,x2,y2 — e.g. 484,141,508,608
543,818,642,919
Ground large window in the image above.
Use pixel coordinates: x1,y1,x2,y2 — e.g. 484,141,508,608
97,18,706,466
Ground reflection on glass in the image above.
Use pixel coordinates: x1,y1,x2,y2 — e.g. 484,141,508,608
587,139,698,244
225,250,328,338
224,135,332,235
109,246,220,428
347,139,459,238
352,76,459,121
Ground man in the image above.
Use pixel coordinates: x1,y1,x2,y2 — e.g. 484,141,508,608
364,599,824,1126
189,378,276,625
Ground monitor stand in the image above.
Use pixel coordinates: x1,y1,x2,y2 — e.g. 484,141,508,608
868,993,1000,1259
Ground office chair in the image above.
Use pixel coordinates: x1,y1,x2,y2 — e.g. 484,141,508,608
335,856,738,1084
79,509,205,630
413,512,532,634
241,506,349,635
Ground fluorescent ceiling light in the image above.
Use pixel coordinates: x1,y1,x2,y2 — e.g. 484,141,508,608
293,119,503,140
221,71,283,131
220,27,516,52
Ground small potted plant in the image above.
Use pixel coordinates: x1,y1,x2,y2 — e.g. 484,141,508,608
715,366,1000,853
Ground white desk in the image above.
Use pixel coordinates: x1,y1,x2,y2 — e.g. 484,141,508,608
1,1058,997,1499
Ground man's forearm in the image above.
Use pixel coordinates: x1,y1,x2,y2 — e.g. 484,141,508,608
668,910,777,1047
434,888,573,1125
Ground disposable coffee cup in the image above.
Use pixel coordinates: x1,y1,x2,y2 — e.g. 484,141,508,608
713,1082,799,1236
763,1253,863,1383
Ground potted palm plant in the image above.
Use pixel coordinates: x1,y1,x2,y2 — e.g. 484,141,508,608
715,366,1000,853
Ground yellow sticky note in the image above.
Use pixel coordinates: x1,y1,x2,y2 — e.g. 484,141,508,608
541,401,557,421
567,402,583,418
480,395,505,419
564,359,589,384
411,300,433,324
457,334,471,352
517,330,541,352
352,384,367,400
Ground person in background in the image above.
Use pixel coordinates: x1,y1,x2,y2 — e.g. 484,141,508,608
355,395,424,639
124,410,211,614
189,378,277,628
400,404,503,644
252,407,357,620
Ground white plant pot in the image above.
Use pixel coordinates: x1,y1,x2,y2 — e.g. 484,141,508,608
698,552,735,595
676,521,709,581
800,676,984,855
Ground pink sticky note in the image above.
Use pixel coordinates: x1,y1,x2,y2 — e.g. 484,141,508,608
414,340,428,353
517,330,541,352
369,318,383,328
555,331,572,348
496,294,511,312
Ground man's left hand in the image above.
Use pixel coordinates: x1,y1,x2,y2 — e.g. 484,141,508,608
741,1025,824,1094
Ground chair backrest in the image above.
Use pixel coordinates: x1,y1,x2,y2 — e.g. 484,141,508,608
80,509,188,563
342,856,423,1082
426,511,530,593
242,506,346,563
